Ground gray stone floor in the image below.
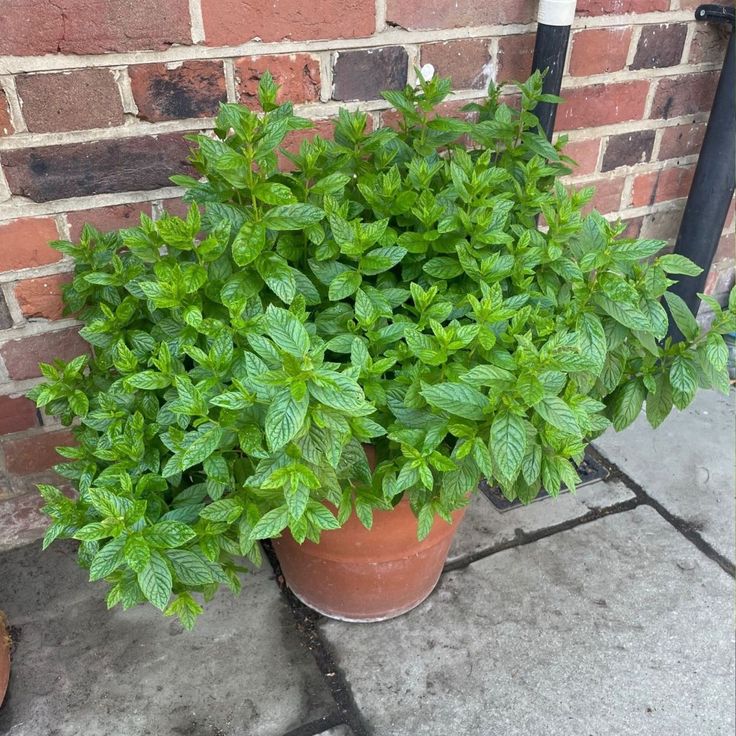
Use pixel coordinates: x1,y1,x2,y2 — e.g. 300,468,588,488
1,390,734,736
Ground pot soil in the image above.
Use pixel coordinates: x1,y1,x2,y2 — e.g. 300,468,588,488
272,498,466,622
1,611,10,706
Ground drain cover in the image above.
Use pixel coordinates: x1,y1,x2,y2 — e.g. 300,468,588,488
480,450,609,511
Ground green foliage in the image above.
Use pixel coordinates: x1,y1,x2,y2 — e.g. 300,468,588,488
29,70,734,627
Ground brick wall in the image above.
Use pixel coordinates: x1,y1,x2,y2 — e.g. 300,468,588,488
0,0,734,546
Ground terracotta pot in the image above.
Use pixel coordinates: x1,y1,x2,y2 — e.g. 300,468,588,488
272,498,466,622
0,611,10,706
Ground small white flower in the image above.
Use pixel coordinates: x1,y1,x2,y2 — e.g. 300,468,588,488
418,63,435,82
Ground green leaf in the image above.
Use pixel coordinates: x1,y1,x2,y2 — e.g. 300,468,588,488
285,482,309,520
311,173,351,195
146,521,197,548
200,499,243,523
360,246,407,275
705,332,728,371
645,372,673,429
328,270,362,301
137,550,173,610
593,293,652,332
658,254,703,276
254,182,296,205
577,313,607,374
611,239,665,262
417,505,435,542
609,379,645,431
264,305,309,357
422,257,464,279
165,592,204,631
534,396,580,436
89,537,126,581
126,371,171,390
124,534,151,573
664,292,699,341
490,410,526,480
257,252,296,303
265,389,309,450
669,354,697,409
181,426,223,472
249,505,290,540
166,549,220,585
73,522,111,542
309,370,365,412
264,204,324,231
306,503,341,531
232,221,267,266
420,383,489,420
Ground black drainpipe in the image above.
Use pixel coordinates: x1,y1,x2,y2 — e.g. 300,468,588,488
667,5,735,340
530,0,577,139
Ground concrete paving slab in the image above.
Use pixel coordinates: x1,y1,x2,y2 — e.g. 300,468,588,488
448,479,634,563
594,389,735,563
322,507,735,736
0,541,334,736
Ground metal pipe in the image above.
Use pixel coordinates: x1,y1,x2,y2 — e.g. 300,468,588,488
667,5,735,340
531,0,577,140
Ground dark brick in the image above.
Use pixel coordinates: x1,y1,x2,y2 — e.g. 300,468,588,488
0,328,91,380
689,22,731,64
631,24,688,70
601,130,656,172
333,47,408,102
0,0,191,55
1,134,194,203
129,61,227,122
658,123,707,160
496,34,536,83
651,72,719,119
0,293,13,329
0,395,38,435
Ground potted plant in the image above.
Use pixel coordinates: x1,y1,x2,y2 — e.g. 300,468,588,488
28,72,735,627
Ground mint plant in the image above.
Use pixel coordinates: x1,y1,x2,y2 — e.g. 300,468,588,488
30,72,735,628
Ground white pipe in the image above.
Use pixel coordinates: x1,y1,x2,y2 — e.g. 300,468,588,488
538,0,577,26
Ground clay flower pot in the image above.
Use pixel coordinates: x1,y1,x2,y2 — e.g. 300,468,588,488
272,499,466,622
0,611,10,706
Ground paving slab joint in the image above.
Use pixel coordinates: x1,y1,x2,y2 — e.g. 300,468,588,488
443,494,641,574
280,712,349,736
261,540,372,736
586,445,736,578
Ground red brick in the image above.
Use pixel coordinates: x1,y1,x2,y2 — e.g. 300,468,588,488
704,264,734,298
129,61,227,123
630,171,658,208
14,273,74,321
3,429,74,475
724,199,735,230
562,139,601,176
387,0,535,30
235,55,320,109
0,90,13,137
16,69,123,133
0,395,38,435
68,202,152,241
569,28,632,77
157,197,192,219
420,39,492,90
557,82,650,131
651,72,719,120
576,0,667,14
631,166,695,208
0,0,191,55
580,177,626,215
496,34,536,83
622,216,644,238
689,23,731,65
0,218,61,274
202,0,374,45
2,133,195,203
658,123,707,161
0,328,90,381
